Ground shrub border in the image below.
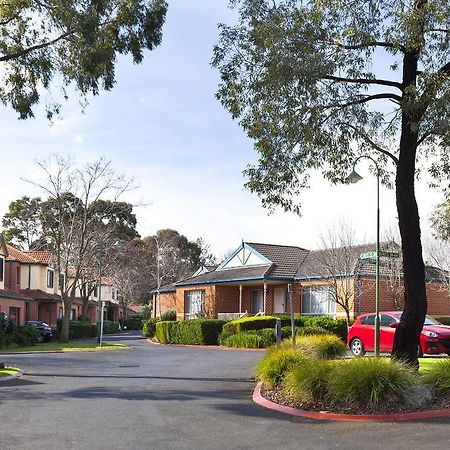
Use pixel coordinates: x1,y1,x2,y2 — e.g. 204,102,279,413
253,381,450,422
146,338,266,351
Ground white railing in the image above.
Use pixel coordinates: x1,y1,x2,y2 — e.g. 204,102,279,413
217,311,248,321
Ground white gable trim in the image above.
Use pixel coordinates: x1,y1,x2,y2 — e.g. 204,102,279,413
217,243,272,271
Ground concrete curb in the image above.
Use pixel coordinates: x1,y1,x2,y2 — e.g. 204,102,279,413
0,346,130,355
0,369,24,382
146,338,267,351
253,381,450,422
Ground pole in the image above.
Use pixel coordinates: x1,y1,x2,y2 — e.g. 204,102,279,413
100,300,105,348
374,171,381,357
288,283,295,346
97,258,102,344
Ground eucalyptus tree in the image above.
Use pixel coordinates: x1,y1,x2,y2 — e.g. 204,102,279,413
213,0,450,364
0,0,167,119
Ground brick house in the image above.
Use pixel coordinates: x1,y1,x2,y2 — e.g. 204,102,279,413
154,241,450,321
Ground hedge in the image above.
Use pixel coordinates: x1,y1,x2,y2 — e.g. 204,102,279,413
99,320,120,334
156,320,227,345
142,318,160,338
223,316,291,334
123,318,143,330
436,317,450,326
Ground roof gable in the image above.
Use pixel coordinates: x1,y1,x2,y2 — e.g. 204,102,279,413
217,243,272,271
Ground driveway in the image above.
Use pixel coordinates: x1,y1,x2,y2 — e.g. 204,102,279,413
1,333,449,450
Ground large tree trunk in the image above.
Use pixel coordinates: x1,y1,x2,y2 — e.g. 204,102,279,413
60,298,71,343
392,51,427,366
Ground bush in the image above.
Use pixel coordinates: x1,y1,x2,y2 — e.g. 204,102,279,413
284,359,334,403
142,318,160,338
223,332,265,349
99,320,120,334
123,318,142,330
257,347,307,387
295,334,347,359
70,322,97,339
329,357,415,406
281,325,331,338
223,316,290,334
421,358,450,396
160,310,177,321
156,320,226,345
13,325,39,346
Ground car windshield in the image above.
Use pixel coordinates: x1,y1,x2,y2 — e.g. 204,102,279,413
393,313,441,326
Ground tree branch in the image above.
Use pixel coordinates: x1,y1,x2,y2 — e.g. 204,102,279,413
323,75,403,90
338,122,399,165
0,30,73,62
325,93,402,109
329,40,406,53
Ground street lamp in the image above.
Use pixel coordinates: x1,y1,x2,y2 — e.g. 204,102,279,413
346,155,381,357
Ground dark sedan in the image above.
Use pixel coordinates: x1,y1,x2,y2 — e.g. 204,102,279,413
26,321,53,343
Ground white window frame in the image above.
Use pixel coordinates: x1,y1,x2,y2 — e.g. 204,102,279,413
47,269,54,288
184,290,205,320
301,285,336,317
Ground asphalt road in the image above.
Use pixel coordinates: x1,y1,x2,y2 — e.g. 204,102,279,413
1,333,450,450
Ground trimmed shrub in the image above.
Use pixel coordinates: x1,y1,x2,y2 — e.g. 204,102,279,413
13,325,39,346
295,334,347,359
257,347,307,387
223,316,290,334
298,326,331,336
284,359,334,403
223,332,264,349
160,310,177,321
123,318,143,330
329,357,415,406
218,329,234,345
100,320,120,334
156,320,226,345
142,318,160,338
70,322,97,339
421,359,450,396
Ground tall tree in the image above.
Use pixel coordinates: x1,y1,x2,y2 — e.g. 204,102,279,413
0,0,167,119
213,0,450,364
431,198,450,242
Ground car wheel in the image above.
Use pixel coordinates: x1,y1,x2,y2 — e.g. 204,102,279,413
350,338,365,356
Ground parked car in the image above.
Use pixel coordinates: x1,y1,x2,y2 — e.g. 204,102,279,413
26,321,52,343
347,312,450,357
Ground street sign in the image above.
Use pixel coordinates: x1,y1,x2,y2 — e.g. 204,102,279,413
360,251,400,259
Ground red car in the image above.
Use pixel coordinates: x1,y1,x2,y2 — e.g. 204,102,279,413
347,312,450,357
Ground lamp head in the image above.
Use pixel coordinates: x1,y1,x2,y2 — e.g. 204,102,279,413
345,170,363,184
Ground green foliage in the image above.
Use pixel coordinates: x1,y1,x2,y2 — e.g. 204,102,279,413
155,320,226,345
257,347,307,387
12,325,39,347
431,199,450,242
99,320,120,334
274,315,348,340
160,310,177,321
142,318,160,338
221,328,275,348
0,0,168,119
329,358,415,406
69,322,97,339
284,359,334,403
223,316,290,334
421,359,450,396
294,334,347,359
123,318,142,330
281,325,331,339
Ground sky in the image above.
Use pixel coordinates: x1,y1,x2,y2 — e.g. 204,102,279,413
0,1,441,259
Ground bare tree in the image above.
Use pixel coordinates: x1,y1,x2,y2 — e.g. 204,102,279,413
318,220,361,324
27,154,134,342
425,237,450,301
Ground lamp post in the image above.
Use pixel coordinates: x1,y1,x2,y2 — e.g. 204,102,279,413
346,155,381,357
97,258,103,346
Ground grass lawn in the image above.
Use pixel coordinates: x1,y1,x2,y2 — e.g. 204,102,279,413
0,342,128,353
0,367,21,377
419,357,445,373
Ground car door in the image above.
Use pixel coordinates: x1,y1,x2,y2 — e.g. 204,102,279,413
359,314,375,352
379,314,397,352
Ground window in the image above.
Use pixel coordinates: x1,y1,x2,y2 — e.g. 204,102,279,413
47,269,54,288
70,309,76,320
112,288,115,300
0,257,4,282
59,273,65,290
58,307,64,319
301,286,336,317
9,307,20,325
361,315,375,325
94,285,98,298
184,290,205,320
380,314,397,327
16,266,20,285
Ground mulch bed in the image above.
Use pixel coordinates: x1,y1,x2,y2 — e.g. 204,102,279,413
261,384,450,416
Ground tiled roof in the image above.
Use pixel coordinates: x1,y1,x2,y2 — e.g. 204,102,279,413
246,242,309,278
176,264,272,286
150,283,177,294
0,289,33,301
6,245,39,263
25,251,53,264
21,289,61,301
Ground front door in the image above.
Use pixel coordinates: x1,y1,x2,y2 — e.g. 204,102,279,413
251,289,264,314
273,287,286,313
